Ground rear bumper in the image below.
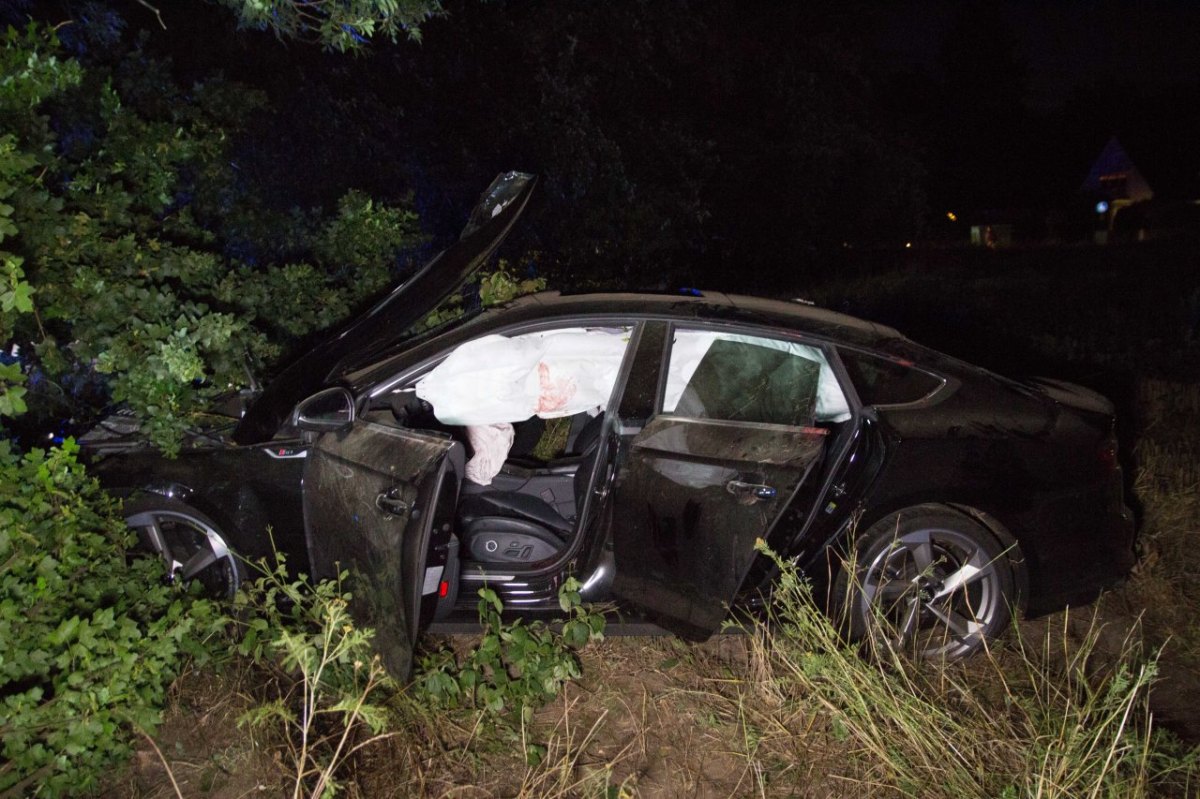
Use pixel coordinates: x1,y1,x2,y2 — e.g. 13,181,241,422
1025,501,1136,616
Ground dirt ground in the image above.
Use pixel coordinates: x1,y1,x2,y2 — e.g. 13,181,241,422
117,634,864,798
114,594,1200,799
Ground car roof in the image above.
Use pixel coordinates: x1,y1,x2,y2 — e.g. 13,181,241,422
523,290,900,346
343,289,904,394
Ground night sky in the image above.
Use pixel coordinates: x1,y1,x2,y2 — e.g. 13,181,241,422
10,0,1200,287
865,2,1200,109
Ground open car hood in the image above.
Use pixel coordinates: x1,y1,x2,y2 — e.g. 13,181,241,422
233,172,537,445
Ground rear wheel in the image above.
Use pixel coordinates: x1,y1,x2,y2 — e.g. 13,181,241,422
833,505,1017,660
124,496,242,599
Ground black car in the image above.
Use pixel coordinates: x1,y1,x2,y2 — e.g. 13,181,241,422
86,172,1136,676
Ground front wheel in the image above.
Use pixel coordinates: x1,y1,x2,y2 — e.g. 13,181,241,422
124,496,243,599
832,505,1019,660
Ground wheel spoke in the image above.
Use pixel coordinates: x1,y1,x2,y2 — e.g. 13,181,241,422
907,536,934,574
181,548,220,580
933,555,991,600
142,518,170,559
925,603,984,641
894,597,921,645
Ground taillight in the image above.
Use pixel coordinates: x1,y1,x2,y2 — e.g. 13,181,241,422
438,580,449,598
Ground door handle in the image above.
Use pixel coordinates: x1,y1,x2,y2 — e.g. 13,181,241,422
726,480,777,502
376,488,409,515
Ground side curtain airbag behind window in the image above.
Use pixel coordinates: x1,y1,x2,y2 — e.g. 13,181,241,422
663,331,851,422
415,328,631,426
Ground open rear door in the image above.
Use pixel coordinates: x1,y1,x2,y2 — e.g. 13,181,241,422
607,325,829,638
303,421,457,678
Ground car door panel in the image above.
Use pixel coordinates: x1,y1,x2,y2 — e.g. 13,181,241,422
606,319,835,638
610,416,825,637
304,421,456,678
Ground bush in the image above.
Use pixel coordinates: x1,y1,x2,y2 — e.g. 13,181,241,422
0,439,222,797
230,553,398,799
415,579,606,720
0,26,428,454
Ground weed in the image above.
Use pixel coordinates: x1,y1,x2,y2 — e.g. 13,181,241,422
230,554,399,799
414,577,606,720
750,540,1198,798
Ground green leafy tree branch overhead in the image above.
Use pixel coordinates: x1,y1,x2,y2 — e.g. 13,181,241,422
0,25,427,452
204,0,443,51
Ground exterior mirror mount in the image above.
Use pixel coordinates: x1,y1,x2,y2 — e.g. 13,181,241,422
293,387,356,433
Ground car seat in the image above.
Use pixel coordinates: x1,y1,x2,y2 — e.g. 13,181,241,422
457,413,605,564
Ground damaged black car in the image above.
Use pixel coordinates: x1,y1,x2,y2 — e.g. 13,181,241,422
85,172,1137,676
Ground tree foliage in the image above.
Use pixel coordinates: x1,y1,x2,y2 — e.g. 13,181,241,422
0,25,426,451
214,0,442,51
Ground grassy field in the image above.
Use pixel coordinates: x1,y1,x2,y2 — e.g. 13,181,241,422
108,241,1200,798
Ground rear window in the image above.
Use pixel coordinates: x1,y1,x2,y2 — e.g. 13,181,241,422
838,348,943,406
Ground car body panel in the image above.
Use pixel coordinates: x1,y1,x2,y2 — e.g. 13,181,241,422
597,319,843,636
303,421,457,678
89,441,308,565
850,367,1133,612
609,415,827,637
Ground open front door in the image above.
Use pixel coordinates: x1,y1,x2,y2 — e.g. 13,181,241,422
608,325,829,638
303,421,457,678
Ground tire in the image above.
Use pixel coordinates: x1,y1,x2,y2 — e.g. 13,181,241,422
124,495,243,599
832,504,1017,660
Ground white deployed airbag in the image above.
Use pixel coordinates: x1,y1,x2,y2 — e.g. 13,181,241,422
415,328,631,426
463,422,514,485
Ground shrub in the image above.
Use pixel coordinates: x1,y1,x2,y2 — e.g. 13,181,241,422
230,553,399,799
0,439,222,797
0,26,428,454
415,579,606,720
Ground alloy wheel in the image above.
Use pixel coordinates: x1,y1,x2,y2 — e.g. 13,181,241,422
125,503,241,599
856,523,1007,659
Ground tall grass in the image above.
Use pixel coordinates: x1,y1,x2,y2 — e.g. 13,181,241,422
748,542,1198,798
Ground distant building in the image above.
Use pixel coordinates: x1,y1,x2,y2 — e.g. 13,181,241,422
1077,132,1200,244
1080,137,1154,243
958,133,1199,248
1081,136,1155,204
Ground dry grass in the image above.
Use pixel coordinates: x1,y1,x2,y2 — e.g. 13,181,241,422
105,664,287,798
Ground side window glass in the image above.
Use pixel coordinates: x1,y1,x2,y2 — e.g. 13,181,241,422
838,348,943,406
663,330,849,426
